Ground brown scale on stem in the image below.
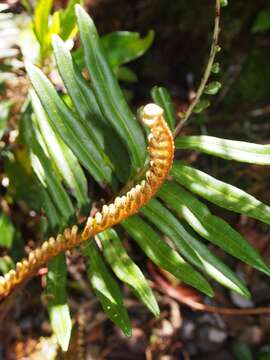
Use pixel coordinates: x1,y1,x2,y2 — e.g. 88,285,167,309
0,104,174,300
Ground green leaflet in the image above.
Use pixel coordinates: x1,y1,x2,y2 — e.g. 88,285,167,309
0,213,15,249
151,86,176,130
73,30,154,71
6,146,65,232
52,35,130,182
172,161,270,227
58,0,82,41
52,35,107,151
98,229,160,317
21,107,73,351
193,99,210,114
35,162,73,353
166,173,270,276
0,256,14,275
82,241,132,336
47,254,72,352
4,151,45,214
33,0,81,61
6,146,63,231
41,186,64,232
27,138,73,352
33,0,52,58
220,0,228,7
204,81,221,95
122,216,214,297
101,30,154,68
0,100,12,140
76,5,146,173
31,90,89,209
26,62,113,184
115,66,138,83
211,62,220,74
20,106,74,224
142,198,250,297
175,135,270,165
252,6,270,33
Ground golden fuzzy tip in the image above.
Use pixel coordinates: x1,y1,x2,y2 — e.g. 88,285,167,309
142,103,163,126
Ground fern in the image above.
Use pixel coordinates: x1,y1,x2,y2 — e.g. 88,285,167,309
1,1,270,353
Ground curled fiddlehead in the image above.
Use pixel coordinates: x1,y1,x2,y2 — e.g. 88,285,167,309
0,104,174,300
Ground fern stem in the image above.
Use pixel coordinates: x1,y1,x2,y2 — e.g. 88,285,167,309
173,0,221,137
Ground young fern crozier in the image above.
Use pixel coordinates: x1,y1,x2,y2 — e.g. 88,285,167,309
0,104,174,300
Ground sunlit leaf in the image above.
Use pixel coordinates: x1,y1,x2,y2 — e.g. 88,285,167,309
168,171,270,276
82,241,132,336
0,213,15,249
143,197,250,297
101,30,154,68
49,11,61,37
99,229,160,317
20,106,74,224
47,254,72,352
175,135,270,165
18,26,41,64
76,5,146,172
122,216,214,297
172,161,270,227
26,62,113,183
59,0,82,40
31,90,89,209
4,147,62,232
52,35,130,182
33,0,52,58
4,151,43,212
151,86,176,130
